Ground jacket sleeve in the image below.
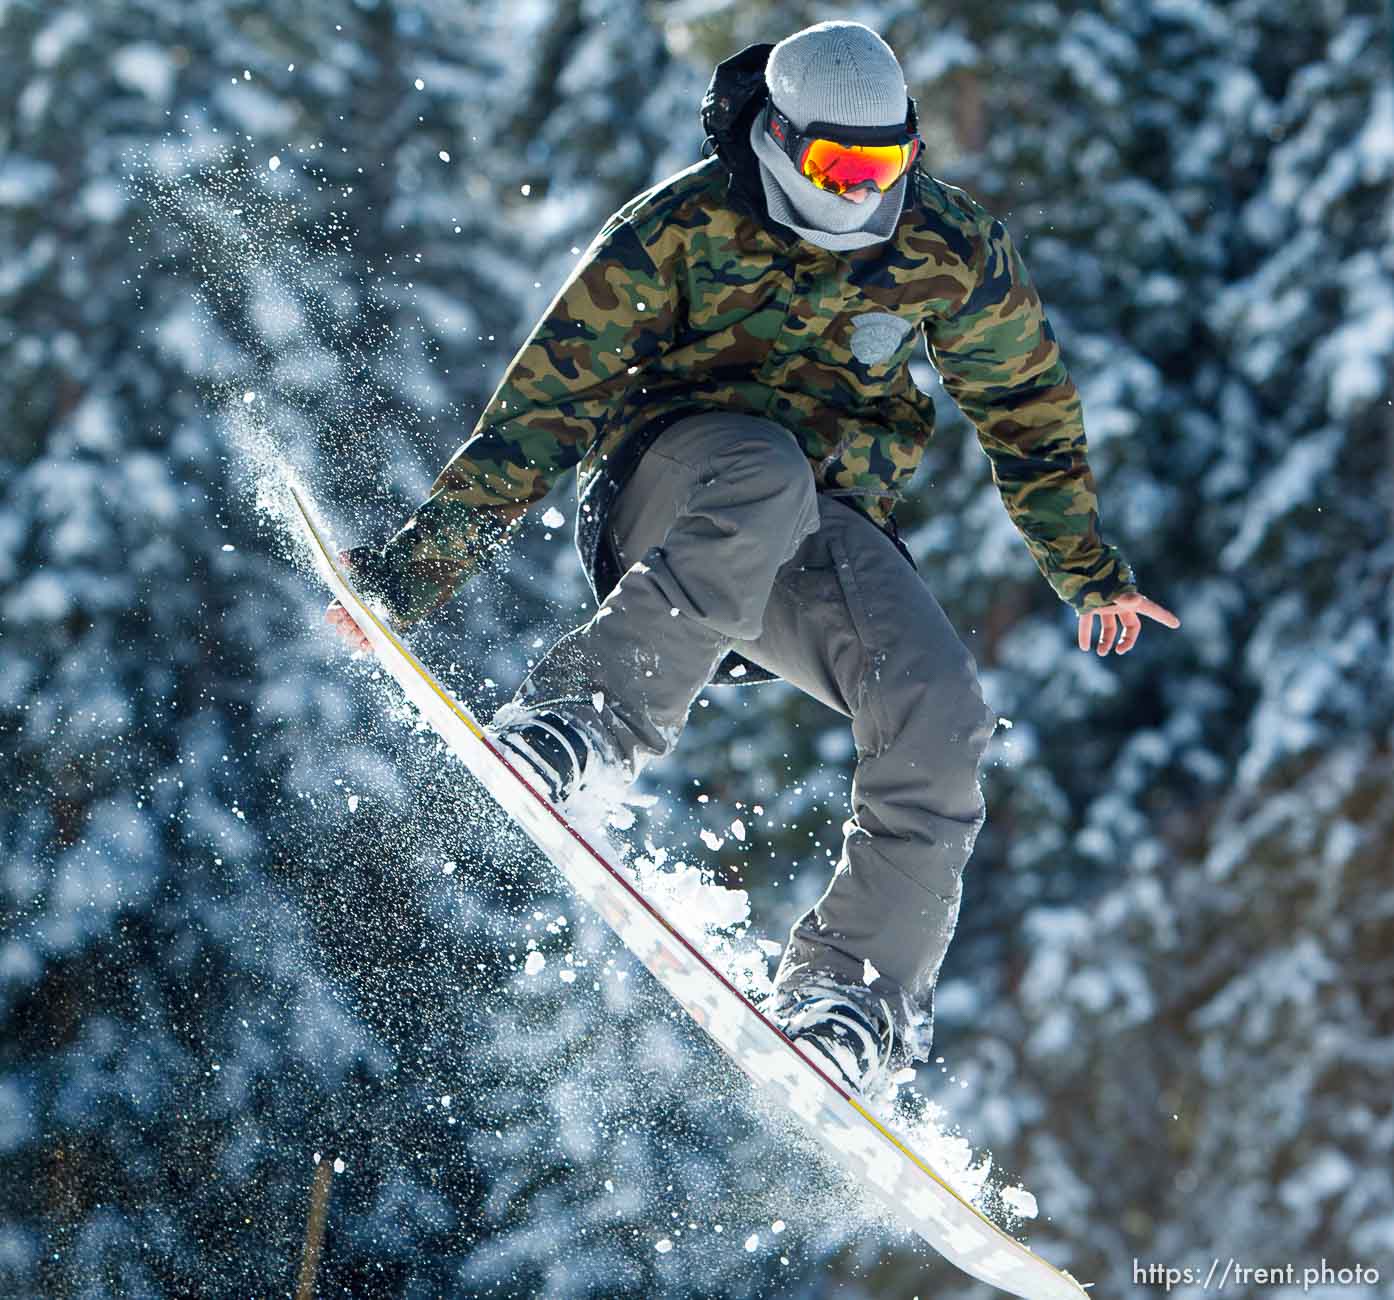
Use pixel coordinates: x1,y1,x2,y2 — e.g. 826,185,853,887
924,213,1136,612
354,212,682,627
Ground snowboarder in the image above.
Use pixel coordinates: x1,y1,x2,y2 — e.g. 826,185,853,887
326,21,1180,1096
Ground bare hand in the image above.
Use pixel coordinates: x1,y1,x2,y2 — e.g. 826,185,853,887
324,550,373,653
1077,592,1180,656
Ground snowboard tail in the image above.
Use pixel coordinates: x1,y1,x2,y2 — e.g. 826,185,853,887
289,485,1088,1300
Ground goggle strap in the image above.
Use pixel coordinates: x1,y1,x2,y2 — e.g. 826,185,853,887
766,101,916,151
799,117,916,146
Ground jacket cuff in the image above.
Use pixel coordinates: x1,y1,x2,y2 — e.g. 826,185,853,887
1054,546,1138,612
341,544,423,628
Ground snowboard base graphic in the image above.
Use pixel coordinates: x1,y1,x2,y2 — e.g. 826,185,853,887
290,486,1088,1300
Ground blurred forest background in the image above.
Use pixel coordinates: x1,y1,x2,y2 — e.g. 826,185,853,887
2,0,1392,1296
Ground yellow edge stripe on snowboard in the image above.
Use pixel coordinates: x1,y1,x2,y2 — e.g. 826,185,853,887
289,486,1086,1295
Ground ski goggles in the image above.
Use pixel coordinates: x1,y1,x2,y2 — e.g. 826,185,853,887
763,100,921,196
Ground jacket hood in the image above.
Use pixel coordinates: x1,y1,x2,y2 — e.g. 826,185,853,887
700,42,777,220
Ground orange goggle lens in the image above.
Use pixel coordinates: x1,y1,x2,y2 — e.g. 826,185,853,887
799,136,919,194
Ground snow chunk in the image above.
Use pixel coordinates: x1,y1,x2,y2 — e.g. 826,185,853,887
333,1157,346,1174
523,951,546,976
346,794,359,813
744,1233,759,1251
730,818,746,842
699,829,724,852
655,1238,673,1253
541,506,566,529
1000,1184,1038,1218
267,155,281,172
626,853,750,936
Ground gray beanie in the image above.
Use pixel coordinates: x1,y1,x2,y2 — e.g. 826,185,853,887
748,21,911,252
766,20,909,133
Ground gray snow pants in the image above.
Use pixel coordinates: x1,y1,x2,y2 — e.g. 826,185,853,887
512,411,996,1053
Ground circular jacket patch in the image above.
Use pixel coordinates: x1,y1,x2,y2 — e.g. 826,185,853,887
849,312,914,365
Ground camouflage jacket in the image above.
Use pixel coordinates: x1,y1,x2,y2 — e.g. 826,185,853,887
355,44,1135,685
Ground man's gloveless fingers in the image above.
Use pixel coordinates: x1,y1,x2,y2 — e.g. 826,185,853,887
1135,596,1181,628
1115,610,1142,654
325,602,370,650
1078,608,1110,652
1114,592,1181,628
1096,610,1119,655
1080,594,1181,654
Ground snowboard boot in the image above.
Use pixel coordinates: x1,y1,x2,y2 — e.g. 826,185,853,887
489,705,625,806
771,977,896,1098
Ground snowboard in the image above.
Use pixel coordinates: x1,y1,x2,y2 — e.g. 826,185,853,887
290,486,1089,1300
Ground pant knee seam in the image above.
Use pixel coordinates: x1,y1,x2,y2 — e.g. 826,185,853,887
851,831,969,907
